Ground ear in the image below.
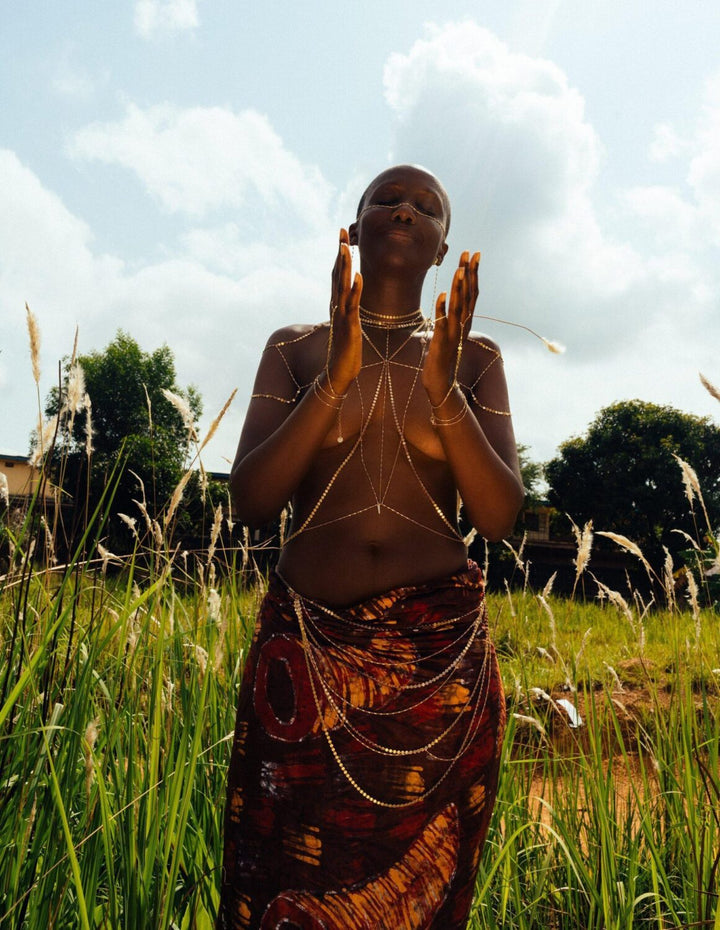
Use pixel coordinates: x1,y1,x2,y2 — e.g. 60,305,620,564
348,222,359,246
435,241,449,265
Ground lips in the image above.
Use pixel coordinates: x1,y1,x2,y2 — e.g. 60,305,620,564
383,227,417,242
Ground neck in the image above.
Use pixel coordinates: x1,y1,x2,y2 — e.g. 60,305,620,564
357,270,427,319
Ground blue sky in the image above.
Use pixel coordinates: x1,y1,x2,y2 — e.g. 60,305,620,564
3,0,720,474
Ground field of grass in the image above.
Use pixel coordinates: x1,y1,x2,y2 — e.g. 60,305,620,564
1,509,718,928
2,315,718,927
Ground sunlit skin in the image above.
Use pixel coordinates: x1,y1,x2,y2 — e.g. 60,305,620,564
231,165,524,606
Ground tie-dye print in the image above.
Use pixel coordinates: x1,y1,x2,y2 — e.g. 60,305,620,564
217,563,505,929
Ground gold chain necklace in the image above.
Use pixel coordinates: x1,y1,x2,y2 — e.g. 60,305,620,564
292,590,493,808
359,305,425,329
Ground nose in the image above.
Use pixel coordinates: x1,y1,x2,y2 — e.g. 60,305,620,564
391,202,416,224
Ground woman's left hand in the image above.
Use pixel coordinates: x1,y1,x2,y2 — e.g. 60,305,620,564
421,251,480,406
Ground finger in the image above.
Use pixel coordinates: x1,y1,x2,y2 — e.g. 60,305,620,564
348,272,363,315
338,242,353,310
331,229,347,305
434,291,447,323
463,251,481,328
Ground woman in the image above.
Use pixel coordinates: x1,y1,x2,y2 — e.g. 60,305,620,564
217,164,524,929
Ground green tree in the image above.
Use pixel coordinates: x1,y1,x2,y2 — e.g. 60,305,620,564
517,443,545,508
545,400,720,566
45,330,203,551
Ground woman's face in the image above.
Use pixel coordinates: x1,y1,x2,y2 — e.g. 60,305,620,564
349,165,450,272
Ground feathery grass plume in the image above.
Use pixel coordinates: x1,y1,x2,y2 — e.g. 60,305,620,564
39,515,57,565
596,530,654,579
542,571,557,599
241,525,250,571
593,575,645,651
512,712,546,735
662,546,677,612
198,461,208,502
575,627,592,667
117,512,139,540
604,662,624,691
671,528,701,550
97,543,121,574
503,578,516,618
198,388,238,455
673,453,700,506
685,569,701,637
569,516,593,596
83,719,99,797
699,371,720,403
0,471,8,508
64,363,86,416
162,387,198,441
143,383,153,431
84,393,93,458
225,489,235,535
593,577,634,624
188,642,209,679
31,414,59,465
165,468,192,527
471,311,566,354
133,496,154,538
536,594,557,651
673,454,714,536
463,526,477,547
207,587,221,624
278,506,289,548
25,302,41,385
502,534,526,574
207,503,223,565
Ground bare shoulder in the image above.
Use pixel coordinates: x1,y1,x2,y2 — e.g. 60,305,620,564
260,322,330,388
459,330,513,418
264,322,328,350
465,330,502,358
462,331,504,380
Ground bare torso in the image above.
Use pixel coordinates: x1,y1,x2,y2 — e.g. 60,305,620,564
271,322,494,605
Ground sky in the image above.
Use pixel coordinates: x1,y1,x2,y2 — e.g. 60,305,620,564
2,0,720,476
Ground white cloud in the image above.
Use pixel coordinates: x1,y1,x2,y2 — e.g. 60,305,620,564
649,123,689,163
0,143,337,467
379,21,720,371
376,22,720,463
382,22,646,349
134,0,199,39
687,74,720,239
68,103,334,233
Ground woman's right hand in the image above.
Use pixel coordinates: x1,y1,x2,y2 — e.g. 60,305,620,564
326,229,363,394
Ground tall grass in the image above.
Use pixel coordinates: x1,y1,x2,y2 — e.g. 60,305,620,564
1,322,718,927
2,529,718,927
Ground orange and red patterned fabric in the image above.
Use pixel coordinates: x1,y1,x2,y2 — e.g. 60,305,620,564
217,562,505,929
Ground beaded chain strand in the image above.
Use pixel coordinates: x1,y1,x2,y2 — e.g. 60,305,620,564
252,318,511,544
292,589,494,808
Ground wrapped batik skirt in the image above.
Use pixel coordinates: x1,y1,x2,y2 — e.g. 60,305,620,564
217,562,506,929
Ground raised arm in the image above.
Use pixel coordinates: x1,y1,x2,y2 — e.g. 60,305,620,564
421,252,525,540
230,231,362,527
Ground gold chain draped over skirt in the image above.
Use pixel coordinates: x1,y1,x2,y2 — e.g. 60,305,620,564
217,562,505,929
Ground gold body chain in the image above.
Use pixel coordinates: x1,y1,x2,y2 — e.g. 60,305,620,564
291,587,493,808
252,318,511,545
